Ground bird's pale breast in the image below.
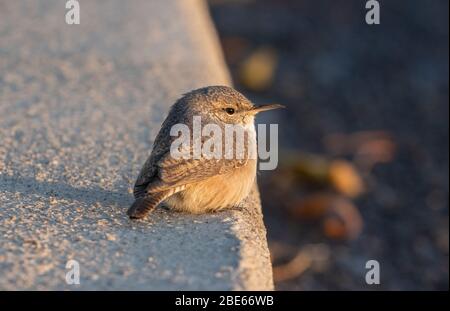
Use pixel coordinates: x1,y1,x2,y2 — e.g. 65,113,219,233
164,159,257,213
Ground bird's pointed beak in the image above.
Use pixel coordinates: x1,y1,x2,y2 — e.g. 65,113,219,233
250,103,285,114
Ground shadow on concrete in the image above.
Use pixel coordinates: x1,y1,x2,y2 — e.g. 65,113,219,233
0,174,132,207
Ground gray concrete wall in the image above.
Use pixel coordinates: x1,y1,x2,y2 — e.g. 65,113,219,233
0,0,273,290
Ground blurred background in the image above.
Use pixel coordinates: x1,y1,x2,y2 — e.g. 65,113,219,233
208,0,449,290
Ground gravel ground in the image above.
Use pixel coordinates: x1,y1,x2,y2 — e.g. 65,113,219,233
0,0,273,290
209,0,449,290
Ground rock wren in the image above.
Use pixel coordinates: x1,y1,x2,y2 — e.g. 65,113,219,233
127,85,283,219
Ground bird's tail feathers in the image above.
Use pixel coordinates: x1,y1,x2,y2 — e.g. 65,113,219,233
127,192,168,219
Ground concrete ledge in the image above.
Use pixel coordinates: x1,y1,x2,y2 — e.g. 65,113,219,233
0,0,273,290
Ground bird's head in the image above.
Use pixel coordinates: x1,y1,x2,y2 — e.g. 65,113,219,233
182,85,284,126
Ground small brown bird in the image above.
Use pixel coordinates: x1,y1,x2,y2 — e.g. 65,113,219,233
128,85,283,219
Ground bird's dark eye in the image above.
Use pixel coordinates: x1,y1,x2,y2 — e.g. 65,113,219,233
224,107,235,115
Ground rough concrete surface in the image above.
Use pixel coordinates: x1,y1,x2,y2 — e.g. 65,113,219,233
0,0,273,290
